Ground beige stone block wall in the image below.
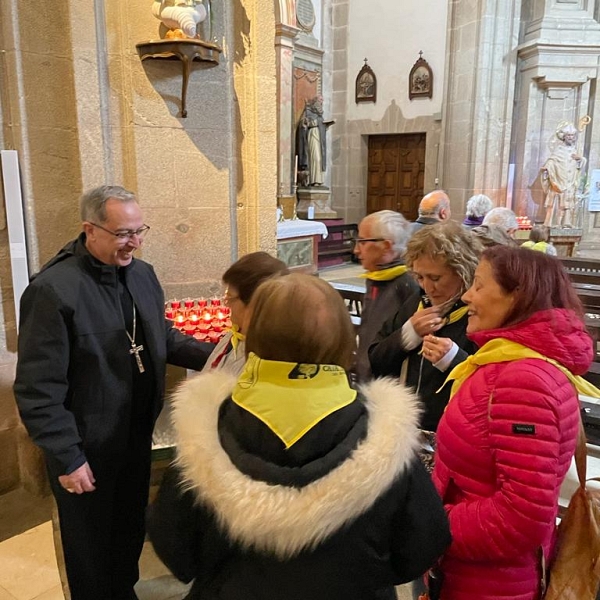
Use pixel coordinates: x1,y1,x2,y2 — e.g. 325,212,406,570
0,0,277,499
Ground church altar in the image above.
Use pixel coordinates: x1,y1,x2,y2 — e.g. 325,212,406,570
277,219,329,274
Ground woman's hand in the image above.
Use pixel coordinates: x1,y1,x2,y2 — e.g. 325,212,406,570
410,306,444,338
422,334,453,364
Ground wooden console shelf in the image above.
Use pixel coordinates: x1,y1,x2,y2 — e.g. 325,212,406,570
136,39,222,118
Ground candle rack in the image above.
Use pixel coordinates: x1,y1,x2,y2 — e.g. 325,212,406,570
166,297,231,343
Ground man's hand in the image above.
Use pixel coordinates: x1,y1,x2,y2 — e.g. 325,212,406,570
58,462,96,495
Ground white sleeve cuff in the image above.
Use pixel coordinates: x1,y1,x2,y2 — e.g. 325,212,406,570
401,319,422,351
434,342,459,372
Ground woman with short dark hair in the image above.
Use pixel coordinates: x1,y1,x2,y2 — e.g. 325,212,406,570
432,246,593,600
203,251,288,373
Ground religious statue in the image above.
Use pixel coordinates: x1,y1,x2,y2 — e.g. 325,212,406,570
152,0,207,39
540,118,590,228
296,96,335,187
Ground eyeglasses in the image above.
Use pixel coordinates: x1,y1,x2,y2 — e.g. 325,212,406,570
223,289,240,304
90,222,150,240
353,237,386,245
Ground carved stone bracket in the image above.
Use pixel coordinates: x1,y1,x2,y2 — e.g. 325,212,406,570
136,39,222,118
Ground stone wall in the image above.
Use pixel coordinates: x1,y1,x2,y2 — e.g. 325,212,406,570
0,0,277,496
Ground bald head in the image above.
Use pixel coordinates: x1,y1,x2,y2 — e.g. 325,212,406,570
418,190,451,221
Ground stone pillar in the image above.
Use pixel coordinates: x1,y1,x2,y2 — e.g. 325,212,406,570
276,23,300,196
439,0,522,215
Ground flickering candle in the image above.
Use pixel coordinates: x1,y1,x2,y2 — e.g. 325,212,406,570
165,309,174,320
171,300,181,309
184,298,194,309
197,297,207,308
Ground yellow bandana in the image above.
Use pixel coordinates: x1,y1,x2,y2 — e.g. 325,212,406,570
360,264,408,281
417,301,469,325
232,353,357,449
227,324,246,352
442,338,600,399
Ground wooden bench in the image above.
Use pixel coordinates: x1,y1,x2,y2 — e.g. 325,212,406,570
561,257,600,286
317,223,358,265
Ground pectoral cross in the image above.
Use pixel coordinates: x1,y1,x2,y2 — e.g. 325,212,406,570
129,342,145,373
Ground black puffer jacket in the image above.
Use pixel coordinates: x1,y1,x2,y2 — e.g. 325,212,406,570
147,370,451,600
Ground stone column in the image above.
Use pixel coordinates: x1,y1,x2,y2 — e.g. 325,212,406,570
439,0,522,215
276,23,300,195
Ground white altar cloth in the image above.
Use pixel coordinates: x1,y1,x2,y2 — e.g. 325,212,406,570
277,219,328,240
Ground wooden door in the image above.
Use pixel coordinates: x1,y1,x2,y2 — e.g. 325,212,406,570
367,133,426,220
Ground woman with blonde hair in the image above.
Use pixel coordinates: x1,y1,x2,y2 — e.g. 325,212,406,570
369,222,482,433
147,273,450,600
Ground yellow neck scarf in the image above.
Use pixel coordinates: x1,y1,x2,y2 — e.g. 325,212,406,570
360,264,408,281
227,324,246,352
417,301,469,325
232,353,357,449
443,338,600,399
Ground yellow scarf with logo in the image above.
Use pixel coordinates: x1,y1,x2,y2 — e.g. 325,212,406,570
232,353,357,448
360,264,408,281
417,301,469,326
227,324,246,352
443,338,600,400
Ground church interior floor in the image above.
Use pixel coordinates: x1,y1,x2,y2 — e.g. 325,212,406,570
0,504,412,600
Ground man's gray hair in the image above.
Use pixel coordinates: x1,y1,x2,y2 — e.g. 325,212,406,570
482,207,518,232
364,210,411,257
80,185,137,223
465,194,493,218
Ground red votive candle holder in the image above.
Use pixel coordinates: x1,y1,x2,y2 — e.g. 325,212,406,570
184,298,194,309
197,297,207,308
165,309,174,320
171,300,180,310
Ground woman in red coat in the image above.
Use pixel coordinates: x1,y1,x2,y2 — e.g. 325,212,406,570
432,245,594,600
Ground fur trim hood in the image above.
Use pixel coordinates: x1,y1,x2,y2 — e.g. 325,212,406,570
170,370,422,559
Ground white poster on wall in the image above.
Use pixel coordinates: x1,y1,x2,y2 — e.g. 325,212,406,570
1,150,29,330
589,169,600,212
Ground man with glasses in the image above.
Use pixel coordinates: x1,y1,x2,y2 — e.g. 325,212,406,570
14,185,212,600
353,210,419,381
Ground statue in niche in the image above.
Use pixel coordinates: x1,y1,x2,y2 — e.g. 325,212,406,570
540,119,590,228
152,0,207,39
296,96,335,187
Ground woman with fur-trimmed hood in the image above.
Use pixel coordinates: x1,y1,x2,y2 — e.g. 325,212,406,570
147,273,451,600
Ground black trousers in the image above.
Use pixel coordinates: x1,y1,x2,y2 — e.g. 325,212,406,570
49,436,152,600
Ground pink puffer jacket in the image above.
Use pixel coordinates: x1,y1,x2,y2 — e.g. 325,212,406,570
432,309,593,600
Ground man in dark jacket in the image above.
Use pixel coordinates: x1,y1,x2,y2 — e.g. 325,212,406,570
353,210,419,381
13,185,212,600
411,190,451,234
